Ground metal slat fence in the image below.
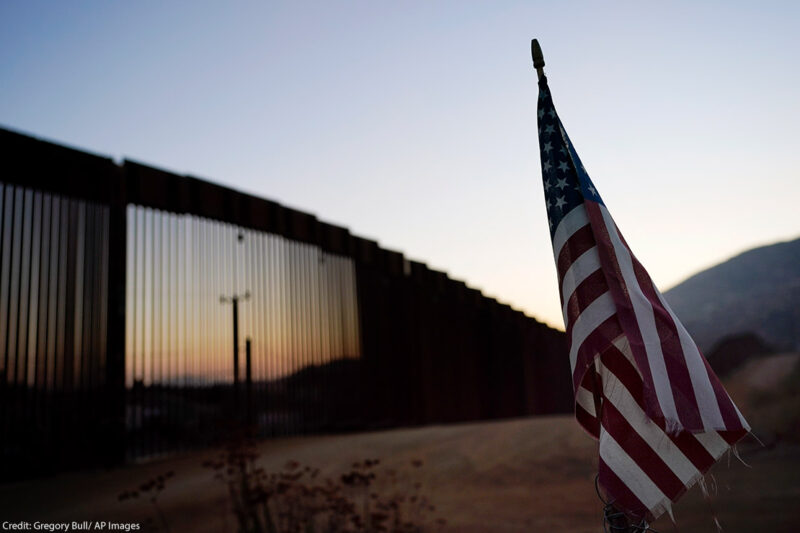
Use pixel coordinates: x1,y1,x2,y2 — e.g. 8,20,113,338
0,128,571,480
0,182,110,478
124,206,361,460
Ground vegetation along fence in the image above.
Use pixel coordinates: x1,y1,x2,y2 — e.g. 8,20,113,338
0,127,571,481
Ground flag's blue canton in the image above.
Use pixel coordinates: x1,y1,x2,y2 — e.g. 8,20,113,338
537,78,604,239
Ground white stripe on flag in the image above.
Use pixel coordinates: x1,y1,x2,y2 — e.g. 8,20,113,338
552,205,589,259
612,335,732,467
576,385,597,417
561,246,601,315
600,427,670,514
568,291,616,369
732,399,750,430
598,205,681,426
599,360,700,485
653,290,728,430
611,335,646,390
693,431,731,460
612,336,636,367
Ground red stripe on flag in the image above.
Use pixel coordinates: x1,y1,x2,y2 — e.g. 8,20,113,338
601,345,719,473
669,430,720,472
571,315,623,392
598,458,650,522
575,401,599,438
702,356,748,432
556,223,595,289
623,240,703,430
563,269,607,328
602,398,686,500
719,429,750,445
584,200,664,423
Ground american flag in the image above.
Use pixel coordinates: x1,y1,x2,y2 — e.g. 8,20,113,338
536,75,750,522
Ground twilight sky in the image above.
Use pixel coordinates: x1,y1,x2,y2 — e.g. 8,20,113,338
1,1,798,329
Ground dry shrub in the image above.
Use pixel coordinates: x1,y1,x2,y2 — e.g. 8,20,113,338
202,432,445,533
118,470,176,531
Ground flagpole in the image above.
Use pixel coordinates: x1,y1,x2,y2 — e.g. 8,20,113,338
530,37,639,533
531,39,546,81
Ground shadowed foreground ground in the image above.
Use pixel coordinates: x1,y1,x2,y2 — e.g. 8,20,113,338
0,414,798,532
3,353,800,532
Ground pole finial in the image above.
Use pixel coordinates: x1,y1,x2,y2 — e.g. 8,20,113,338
531,39,545,80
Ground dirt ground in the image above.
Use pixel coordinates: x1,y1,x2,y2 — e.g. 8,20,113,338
1,415,799,532
2,354,799,532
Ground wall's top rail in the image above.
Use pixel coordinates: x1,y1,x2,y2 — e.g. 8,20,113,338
124,159,355,256
0,126,555,328
1,127,120,205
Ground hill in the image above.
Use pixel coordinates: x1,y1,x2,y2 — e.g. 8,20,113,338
664,236,800,352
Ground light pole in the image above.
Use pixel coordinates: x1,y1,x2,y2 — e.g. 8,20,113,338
221,231,250,416
220,291,250,389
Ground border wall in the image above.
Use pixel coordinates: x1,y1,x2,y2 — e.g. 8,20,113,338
0,127,571,480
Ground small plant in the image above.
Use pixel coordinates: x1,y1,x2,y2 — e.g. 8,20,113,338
202,434,445,532
118,470,175,532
